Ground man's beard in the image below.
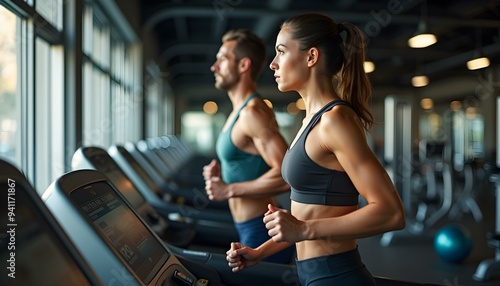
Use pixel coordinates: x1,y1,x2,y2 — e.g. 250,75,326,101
215,72,240,91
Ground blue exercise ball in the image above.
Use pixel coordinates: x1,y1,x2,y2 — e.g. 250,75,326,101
434,224,472,264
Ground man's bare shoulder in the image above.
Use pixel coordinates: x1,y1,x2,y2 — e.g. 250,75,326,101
240,98,280,135
241,97,275,121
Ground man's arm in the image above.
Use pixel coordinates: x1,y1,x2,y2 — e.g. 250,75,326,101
228,101,290,198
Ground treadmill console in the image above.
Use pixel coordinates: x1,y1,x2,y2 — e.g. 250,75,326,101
43,169,209,286
71,181,170,284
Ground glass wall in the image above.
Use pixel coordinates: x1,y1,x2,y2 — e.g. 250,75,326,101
0,6,19,166
82,2,141,147
34,38,64,191
0,0,144,194
35,0,63,30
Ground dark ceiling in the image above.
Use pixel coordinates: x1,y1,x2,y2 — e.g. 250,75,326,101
140,0,500,109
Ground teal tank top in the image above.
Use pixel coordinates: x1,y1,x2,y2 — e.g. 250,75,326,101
216,94,270,183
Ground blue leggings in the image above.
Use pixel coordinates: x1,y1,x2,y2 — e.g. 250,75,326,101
234,215,294,264
296,247,376,286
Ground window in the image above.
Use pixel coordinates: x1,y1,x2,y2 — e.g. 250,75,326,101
111,38,142,143
35,0,63,30
82,2,141,147
0,2,65,193
143,61,175,138
0,0,142,194
0,6,20,166
35,38,64,191
82,7,111,147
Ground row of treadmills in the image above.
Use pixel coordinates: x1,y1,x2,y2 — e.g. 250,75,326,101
0,135,438,285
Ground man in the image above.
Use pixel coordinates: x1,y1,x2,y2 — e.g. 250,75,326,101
203,29,293,264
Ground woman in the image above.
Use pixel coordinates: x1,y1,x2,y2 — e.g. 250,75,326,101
226,13,406,285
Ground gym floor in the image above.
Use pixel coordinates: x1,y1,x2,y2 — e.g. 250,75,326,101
358,181,499,286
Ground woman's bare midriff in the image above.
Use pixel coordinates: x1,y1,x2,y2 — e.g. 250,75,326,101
292,201,358,260
229,196,277,222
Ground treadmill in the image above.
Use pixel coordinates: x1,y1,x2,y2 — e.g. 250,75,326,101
72,146,238,248
151,136,206,181
161,135,212,172
0,159,102,286
113,143,230,213
42,168,301,286
136,139,206,190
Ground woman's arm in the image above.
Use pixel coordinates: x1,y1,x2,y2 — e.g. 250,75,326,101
226,239,294,272
302,106,405,240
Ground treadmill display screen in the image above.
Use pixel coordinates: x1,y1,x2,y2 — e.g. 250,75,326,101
70,181,169,284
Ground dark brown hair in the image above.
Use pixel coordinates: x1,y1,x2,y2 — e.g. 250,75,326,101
281,13,374,130
222,29,267,81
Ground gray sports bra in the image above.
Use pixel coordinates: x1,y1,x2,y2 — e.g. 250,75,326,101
281,100,359,206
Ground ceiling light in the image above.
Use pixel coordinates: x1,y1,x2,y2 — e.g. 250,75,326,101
467,57,490,70
364,61,375,73
467,29,490,70
412,75,429,87
408,21,437,48
408,1,437,49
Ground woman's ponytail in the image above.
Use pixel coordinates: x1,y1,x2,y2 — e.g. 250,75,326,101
337,22,374,131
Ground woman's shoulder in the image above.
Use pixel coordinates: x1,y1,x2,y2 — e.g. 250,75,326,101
319,104,363,135
323,102,356,122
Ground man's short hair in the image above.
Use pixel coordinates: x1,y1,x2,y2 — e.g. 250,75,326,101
222,29,267,81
